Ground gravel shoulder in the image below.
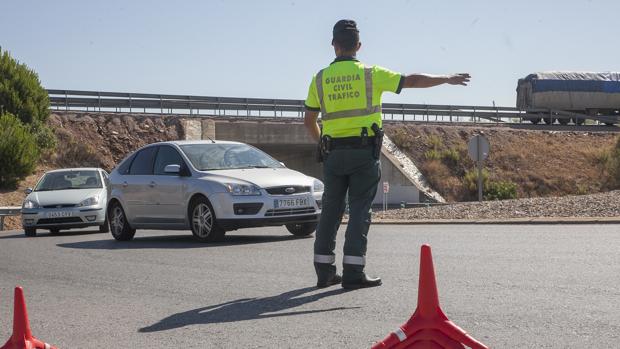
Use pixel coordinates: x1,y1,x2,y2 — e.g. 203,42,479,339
371,190,620,222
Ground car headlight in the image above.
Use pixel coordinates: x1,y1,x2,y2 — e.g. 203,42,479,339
22,200,39,209
225,183,261,196
79,196,100,207
313,179,324,192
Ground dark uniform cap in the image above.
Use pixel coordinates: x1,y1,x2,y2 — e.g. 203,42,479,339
333,19,359,35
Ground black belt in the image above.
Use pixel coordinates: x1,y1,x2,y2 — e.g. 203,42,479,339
329,136,376,150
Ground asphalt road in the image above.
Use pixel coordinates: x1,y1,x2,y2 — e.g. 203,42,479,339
1,225,619,348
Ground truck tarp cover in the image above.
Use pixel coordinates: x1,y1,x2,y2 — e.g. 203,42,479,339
517,72,620,110
524,72,620,93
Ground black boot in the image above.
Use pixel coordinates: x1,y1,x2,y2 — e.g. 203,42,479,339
315,261,340,288
317,273,342,288
342,273,382,290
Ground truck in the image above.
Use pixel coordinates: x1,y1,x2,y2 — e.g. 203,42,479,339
516,72,620,125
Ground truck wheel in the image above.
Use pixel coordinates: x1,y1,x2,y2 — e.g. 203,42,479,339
49,228,60,235
108,201,136,241
558,118,569,125
543,118,556,125
571,118,585,125
189,196,225,242
529,118,541,125
24,228,36,237
285,222,317,237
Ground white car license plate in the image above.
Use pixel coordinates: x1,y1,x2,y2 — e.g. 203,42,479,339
275,196,309,209
47,211,72,218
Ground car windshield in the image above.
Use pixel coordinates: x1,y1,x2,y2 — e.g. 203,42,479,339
34,170,102,191
180,143,284,171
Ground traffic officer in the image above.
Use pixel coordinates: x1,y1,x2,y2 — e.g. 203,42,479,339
304,19,470,289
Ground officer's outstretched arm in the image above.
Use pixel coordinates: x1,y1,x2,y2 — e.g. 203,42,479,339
304,110,321,142
403,73,471,88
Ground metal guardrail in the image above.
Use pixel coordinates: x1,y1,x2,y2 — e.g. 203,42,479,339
46,89,534,123
46,89,619,125
0,206,21,231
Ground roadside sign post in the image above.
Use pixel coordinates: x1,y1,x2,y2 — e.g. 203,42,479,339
382,181,389,211
477,136,483,202
467,134,490,202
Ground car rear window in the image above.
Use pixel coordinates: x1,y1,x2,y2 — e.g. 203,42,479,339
116,153,136,175
129,147,158,175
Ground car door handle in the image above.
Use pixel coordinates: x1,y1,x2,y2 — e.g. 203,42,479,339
122,181,128,187
149,181,156,188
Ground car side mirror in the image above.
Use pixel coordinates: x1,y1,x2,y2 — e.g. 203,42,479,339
280,162,286,167
24,188,33,194
164,164,181,175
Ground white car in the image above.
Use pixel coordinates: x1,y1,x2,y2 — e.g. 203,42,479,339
21,168,110,237
107,140,324,242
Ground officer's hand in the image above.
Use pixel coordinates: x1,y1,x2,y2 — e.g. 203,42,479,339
447,73,471,86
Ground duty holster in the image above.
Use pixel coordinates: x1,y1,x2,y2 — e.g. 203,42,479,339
316,135,332,163
371,123,384,159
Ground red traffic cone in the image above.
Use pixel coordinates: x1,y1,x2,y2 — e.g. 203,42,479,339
1,287,58,349
372,245,488,349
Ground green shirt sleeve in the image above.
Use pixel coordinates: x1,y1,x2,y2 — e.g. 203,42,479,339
373,65,405,94
304,75,321,111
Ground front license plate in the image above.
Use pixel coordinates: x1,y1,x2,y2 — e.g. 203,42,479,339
47,211,72,218
275,196,310,209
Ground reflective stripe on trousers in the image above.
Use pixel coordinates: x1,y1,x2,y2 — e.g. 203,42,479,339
343,255,366,266
315,67,381,120
314,254,336,264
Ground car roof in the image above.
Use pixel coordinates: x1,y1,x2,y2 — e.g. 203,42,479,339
46,168,104,174
153,140,244,146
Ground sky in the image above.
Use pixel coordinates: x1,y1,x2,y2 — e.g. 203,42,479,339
1,0,618,107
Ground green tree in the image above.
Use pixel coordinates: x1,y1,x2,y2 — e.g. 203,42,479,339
0,113,39,189
0,48,50,124
0,47,54,150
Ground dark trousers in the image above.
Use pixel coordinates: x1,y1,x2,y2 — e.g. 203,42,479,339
314,147,381,283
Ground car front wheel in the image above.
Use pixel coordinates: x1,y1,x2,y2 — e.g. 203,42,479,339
190,197,225,242
285,222,317,237
108,202,136,241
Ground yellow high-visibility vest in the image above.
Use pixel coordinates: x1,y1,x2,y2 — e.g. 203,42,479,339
305,58,403,138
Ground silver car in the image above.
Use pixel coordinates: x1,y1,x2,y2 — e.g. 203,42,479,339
107,140,324,242
21,168,110,237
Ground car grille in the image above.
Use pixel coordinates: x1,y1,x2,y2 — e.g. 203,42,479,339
37,217,83,224
42,204,77,208
265,207,316,217
265,186,311,195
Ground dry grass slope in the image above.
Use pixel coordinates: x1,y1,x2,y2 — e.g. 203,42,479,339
384,123,620,202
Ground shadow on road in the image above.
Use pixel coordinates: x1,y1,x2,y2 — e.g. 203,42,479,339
0,229,103,239
139,286,356,332
56,233,310,250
